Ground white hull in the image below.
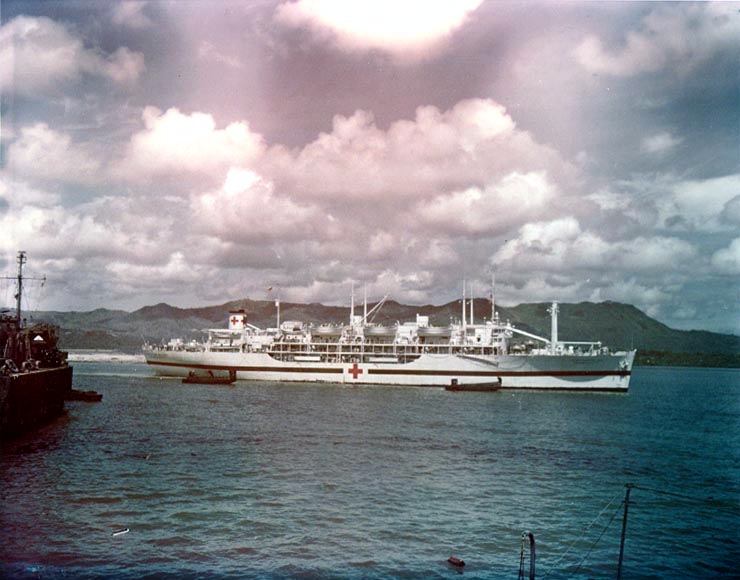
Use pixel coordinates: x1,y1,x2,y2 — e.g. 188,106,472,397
144,349,635,392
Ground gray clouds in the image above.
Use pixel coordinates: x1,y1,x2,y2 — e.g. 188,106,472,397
1,1,738,333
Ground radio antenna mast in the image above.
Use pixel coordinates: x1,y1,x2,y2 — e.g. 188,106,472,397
3,251,46,328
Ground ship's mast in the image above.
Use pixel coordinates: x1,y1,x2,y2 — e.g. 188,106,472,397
462,280,467,330
15,251,27,327
491,273,496,322
350,282,355,326
4,251,44,329
548,301,559,354
270,285,280,329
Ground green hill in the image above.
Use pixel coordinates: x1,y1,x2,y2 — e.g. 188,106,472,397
30,299,740,367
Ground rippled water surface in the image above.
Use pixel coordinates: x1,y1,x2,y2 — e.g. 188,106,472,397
2,363,738,579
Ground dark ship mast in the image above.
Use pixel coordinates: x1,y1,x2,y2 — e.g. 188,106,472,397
1,252,76,439
7,250,45,328
14,250,27,327
2,251,58,368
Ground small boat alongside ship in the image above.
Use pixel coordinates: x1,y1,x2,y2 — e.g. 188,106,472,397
445,377,502,392
144,289,635,392
182,369,237,385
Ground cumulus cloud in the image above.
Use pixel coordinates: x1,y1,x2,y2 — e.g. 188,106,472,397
487,214,705,322
493,217,588,267
615,236,698,272
591,278,671,317
0,197,86,261
111,1,154,29
269,98,568,207
5,123,101,186
102,46,146,84
415,172,555,236
115,107,265,188
0,183,172,263
275,0,482,61
0,174,211,306
3,95,576,310
486,275,597,307
719,195,740,226
661,174,740,233
493,217,697,275
711,238,740,275
198,41,243,69
0,178,60,210
0,88,611,314
106,252,204,288
2,134,191,280
588,173,740,236
574,3,740,77
3,86,732,327
0,180,61,279
0,15,144,97
641,131,683,155
192,168,330,243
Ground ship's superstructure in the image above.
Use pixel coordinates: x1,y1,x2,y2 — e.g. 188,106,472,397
144,291,635,391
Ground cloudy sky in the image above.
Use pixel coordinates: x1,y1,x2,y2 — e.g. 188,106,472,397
1,1,739,334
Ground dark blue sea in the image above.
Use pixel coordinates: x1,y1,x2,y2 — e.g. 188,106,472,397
2,360,738,580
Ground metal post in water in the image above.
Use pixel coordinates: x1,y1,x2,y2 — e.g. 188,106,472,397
518,531,536,580
617,483,633,580
527,532,535,580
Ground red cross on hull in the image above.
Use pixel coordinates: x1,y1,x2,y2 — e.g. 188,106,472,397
349,363,363,379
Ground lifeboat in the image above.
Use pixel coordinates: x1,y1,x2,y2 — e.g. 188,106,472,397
312,324,344,337
417,325,452,338
363,325,397,337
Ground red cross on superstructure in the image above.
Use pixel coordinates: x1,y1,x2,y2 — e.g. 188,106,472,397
349,362,363,379
231,316,240,325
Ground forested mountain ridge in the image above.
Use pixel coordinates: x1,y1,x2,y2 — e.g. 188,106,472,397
28,299,740,367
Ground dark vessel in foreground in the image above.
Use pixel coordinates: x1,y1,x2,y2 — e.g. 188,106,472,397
1,252,73,439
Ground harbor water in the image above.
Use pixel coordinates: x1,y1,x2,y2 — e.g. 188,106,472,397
1,361,738,579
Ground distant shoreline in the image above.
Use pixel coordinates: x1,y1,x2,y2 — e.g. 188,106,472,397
635,351,740,369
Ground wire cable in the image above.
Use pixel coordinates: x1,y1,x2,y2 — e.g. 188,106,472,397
632,485,740,516
566,501,623,579
541,491,623,579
